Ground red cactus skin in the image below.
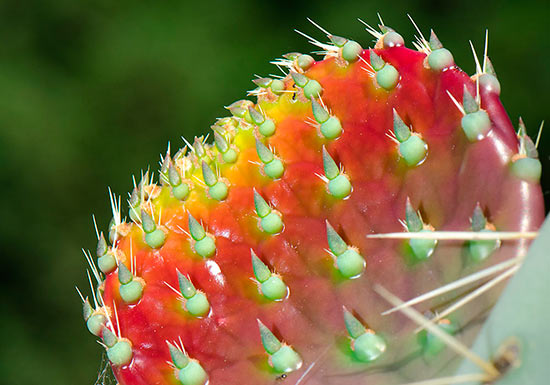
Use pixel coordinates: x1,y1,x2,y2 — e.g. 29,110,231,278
82,23,544,385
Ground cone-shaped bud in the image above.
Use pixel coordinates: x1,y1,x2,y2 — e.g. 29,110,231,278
322,146,340,180
342,40,363,62
168,342,190,369
248,106,265,125
192,137,206,159
405,199,423,232
253,189,272,219
251,250,271,283
469,204,499,262
255,137,274,164
214,131,229,153
296,54,314,70
311,98,330,124
159,152,171,186
329,34,348,47
326,221,348,256
462,87,479,114
393,110,411,142
102,326,118,348
429,30,443,50
118,262,133,285
282,52,300,61
188,214,206,241
370,51,385,71
168,163,182,187
343,307,367,339
141,209,156,233
83,298,93,321
201,161,217,187
258,320,282,354
291,72,308,88
177,271,197,299
252,77,273,88
96,233,108,257
226,100,253,118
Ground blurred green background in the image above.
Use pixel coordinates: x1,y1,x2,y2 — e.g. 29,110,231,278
0,0,548,384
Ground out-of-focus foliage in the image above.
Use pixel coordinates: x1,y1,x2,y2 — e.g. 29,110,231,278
0,1,547,384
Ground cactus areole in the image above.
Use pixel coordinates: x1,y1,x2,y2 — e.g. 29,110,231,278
81,18,544,385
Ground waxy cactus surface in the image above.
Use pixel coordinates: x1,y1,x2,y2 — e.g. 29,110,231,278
80,18,545,385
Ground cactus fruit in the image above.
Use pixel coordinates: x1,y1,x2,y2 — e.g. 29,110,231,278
80,17,545,385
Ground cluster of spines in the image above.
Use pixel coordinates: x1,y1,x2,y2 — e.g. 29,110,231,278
79,17,544,384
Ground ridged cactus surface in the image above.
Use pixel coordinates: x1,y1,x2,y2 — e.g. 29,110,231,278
80,19,545,385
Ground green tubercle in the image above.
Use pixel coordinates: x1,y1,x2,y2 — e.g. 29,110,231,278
98,253,117,274
303,79,322,99
107,340,133,366
172,183,190,201
194,235,216,258
264,159,284,179
469,229,499,262
336,248,366,278
214,131,239,164
201,161,228,200
399,135,427,166
102,326,117,348
376,64,399,90
119,280,144,304
271,345,303,373
328,174,352,198
259,119,276,137
461,110,491,141
178,360,208,385
383,31,404,48
320,116,343,139
185,292,210,317
428,48,454,71
261,275,287,301
260,212,283,234
418,319,457,356
342,40,362,62
270,79,285,95
296,54,314,70
86,313,107,336
511,157,542,182
409,230,437,261
145,229,166,249
251,250,272,283
353,332,387,362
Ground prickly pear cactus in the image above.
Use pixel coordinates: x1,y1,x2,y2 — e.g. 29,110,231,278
80,18,545,385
